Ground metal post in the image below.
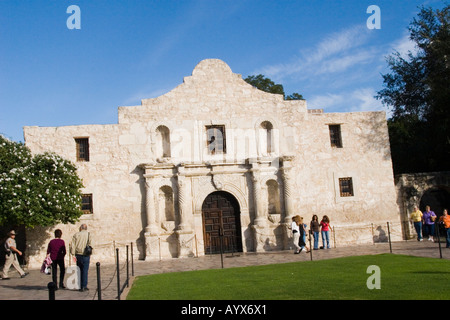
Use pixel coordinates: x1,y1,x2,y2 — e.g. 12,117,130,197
387,222,392,253
219,229,224,269
371,223,375,245
158,238,162,261
332,226,336,248
48,282,56,300
116,248,121,300
126,245,129,288
308,230,313,261
436,223,442,259
96,262,102,300
131,242,134,277
195,234,198,258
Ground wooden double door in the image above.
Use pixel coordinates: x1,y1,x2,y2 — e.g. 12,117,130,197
202,191,243,254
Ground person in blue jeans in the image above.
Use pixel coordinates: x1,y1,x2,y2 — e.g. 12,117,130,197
438,209,450,248
69,224,93,292
422,206,437,242
320,215,332,249
310,215,320,250
410,206,423,241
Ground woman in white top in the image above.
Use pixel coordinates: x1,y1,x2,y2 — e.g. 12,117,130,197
292,216,301,254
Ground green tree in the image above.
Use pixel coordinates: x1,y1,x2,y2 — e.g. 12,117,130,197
244,74,304,100
377,5,450,174
0,135,84,228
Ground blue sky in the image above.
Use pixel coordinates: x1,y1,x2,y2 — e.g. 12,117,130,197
0,0,446,142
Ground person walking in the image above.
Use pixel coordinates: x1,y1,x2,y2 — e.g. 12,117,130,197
310,215,320,250
69,224,93,292
438,209,450,248
298,216,310,253
2,230,28,280
410,206,423,241
291,216,301,254
422,206,437,242
47,229,66,289
320,215,332,249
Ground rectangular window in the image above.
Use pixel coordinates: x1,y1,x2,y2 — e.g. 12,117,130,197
339,177,354,197
329,125,343,148
75,138,90,162
81,194,93,214
206,125,226,154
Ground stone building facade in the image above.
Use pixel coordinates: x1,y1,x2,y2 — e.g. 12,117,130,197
23,59,401,267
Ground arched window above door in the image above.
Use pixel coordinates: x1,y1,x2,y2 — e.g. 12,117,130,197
260,121,274,155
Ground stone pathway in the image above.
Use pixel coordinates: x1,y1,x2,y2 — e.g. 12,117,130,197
0,240,448,300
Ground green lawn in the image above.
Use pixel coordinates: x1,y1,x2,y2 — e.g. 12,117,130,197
126,254,450,300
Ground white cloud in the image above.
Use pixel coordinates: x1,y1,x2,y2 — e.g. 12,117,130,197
349,88,382,112
255,25,416,119
308,87,388,115
256,25,375,81
308,93,345,110
387,33,418,58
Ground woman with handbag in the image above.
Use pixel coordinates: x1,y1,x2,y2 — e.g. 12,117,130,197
46,229,66,289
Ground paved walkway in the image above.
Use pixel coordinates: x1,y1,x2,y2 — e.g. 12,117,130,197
0,240,448,300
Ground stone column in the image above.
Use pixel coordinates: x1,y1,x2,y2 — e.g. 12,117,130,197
176,165,192,231
252,169,266,227
144,176,160,260
281,156,295,250
251,163,267,252
145,178,158,234
176,165,194,257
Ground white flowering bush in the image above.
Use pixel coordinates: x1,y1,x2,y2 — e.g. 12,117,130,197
0,135,84,227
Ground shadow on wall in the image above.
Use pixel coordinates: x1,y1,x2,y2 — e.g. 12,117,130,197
373,226,389,243
358,112,392,162
262,224,285,251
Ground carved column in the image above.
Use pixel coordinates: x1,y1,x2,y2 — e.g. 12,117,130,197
144,175,160,260
176,172,190,231
251,163,267,252
145,178,158,234
281,156,295,249
282,170,294,223
176,165,194,258
252,169,266,227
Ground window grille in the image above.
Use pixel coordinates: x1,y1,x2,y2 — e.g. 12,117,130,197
339,177,354,197
81,194,93,214
75,138,90,161
329,125,343,148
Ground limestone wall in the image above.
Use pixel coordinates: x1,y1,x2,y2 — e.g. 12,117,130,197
23,59,401,268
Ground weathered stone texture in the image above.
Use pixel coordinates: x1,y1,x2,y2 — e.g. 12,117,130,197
23,59,401,267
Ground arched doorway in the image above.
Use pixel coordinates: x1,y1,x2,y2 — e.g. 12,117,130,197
202,191,243,254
